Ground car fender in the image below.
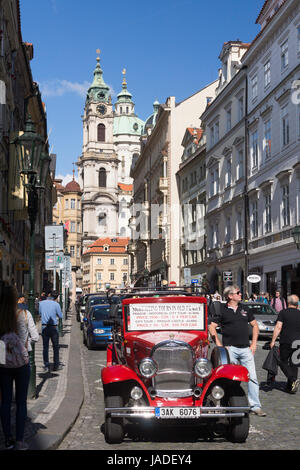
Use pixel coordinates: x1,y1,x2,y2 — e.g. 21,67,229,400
200,364,249,402
101,365,150,398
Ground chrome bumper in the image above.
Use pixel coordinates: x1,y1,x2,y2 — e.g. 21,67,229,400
105,406,250,419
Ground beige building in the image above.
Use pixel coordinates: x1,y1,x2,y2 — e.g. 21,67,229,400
130,81,218,286
53,174,83,297
81,237,130,293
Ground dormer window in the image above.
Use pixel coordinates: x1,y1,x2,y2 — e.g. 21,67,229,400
104,245,109,252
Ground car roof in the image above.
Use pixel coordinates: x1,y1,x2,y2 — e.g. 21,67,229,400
91,304,110,308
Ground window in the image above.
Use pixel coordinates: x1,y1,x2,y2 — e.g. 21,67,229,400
71,199,75,209
226,108,232,132
97,123,105,142
77,246,80,258
237,149,244,180
238,97,244,120
225,216,231,244
215,122,219,142
97,258,102,265
65,199,69,209
251,75,258,100
110,258,115,265
264,119,272,160
123,258,128,265
265,192,272,233
282,105,289,146
251,201,258,238
250,131,258,170
210,223,219,248
70,221,76,233
97,272,102,281
225,158,232,187
236,211,243,239
264,61,271,87
110,272,115,281
70,245,75,257
281,40,288,71
210,126,215,147
282,184,290,226
297,26,300,53
210,168,219,197
99,168,107,187
77,222,81,233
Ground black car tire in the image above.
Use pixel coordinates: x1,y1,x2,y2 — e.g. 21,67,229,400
225,385,249,443
104,395,124,444
83,331,87,346
87,334,93,350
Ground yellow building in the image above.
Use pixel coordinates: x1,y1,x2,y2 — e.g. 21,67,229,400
82,237,129,293
53,174,83,297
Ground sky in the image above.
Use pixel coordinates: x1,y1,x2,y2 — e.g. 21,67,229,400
20,0,263,185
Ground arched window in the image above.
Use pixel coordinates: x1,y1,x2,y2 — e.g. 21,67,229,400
97,123,105,142
99,167,107,188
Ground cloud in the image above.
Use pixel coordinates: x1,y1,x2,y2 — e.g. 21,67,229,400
39,79,90,98
56,173,78,186
39,79,116,99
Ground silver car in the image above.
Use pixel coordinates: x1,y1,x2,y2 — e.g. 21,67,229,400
241,302,278,338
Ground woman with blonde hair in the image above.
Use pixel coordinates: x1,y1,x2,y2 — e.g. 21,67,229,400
0,282,39,450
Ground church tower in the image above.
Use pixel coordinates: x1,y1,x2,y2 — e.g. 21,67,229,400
78,51,119,248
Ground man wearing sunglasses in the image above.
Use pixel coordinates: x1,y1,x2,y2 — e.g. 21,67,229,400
209,284,266,417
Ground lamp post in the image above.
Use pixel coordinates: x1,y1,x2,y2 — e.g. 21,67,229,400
12,115,50,398
292,225,300,250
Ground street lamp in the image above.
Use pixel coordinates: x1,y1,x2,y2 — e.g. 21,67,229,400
292,225,300,250
12,114,50,398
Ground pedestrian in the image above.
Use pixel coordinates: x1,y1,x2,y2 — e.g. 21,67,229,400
39,290,63,373
209,284,266,416
17,294,28,311
270,294,300,394
0,281,38,450
270,290,287,313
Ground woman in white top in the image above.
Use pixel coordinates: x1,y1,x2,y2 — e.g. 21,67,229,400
17,308,39,353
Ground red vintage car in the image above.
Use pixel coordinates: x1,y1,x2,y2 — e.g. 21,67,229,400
101,288,250,444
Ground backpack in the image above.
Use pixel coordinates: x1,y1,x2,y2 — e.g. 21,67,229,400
0,332,29,368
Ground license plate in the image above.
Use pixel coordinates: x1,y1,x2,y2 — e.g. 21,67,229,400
155,407,200,419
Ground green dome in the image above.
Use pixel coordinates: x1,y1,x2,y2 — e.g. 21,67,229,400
86,57,110,104
113,115,145,136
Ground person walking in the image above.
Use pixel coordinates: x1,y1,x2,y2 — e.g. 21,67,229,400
270,294,300,394
270,290,287,313
39,290,63,373
17,294,28,311
209,284,266,416
0,282,39,450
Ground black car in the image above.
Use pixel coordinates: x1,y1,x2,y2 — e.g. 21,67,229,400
240,302,278,338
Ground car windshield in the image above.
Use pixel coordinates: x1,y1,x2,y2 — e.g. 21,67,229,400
91,307,110,321
89,297,108,306
245,304,277,315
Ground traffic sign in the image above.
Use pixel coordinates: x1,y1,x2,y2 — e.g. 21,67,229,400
45,225,64,251
223,271,233,282
191,279,199,284
169,281,177,286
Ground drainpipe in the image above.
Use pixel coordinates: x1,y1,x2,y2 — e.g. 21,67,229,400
243,66,249,297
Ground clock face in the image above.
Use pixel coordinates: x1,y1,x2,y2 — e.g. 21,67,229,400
97,104,107,115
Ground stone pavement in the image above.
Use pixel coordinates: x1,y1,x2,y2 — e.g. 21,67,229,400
0,304,84,450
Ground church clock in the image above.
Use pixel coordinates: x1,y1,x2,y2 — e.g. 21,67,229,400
97,104,107,115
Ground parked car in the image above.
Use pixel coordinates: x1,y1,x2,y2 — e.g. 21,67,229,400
101,287,250,444
84,294,109,317
78,293,107,329
240,302,278,338
82,304,112,350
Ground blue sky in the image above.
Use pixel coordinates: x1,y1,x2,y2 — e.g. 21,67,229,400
20,0,263,184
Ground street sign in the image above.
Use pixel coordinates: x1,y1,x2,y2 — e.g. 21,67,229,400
223,271,233,282
183,267,191,286
169,281,177,286
45,225,64,251
191,279,199,284
247,274,261,283
45,252,64,270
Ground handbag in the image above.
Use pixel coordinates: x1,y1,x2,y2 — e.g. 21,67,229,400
0,332,29,368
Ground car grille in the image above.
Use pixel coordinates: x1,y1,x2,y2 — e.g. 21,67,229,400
263,320,276,326
151,341,195,397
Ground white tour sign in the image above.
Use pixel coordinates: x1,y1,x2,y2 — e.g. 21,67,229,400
128,302,204,331
247,274,261,283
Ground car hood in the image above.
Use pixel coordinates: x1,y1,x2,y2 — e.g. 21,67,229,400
254,314,277,324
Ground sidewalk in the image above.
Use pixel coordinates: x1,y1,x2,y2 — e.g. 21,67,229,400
0,304,84,450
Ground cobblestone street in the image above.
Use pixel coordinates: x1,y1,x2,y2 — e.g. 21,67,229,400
58,321,300,451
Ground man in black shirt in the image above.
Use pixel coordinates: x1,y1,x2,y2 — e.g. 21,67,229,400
209,285,266,417
270,294,300,394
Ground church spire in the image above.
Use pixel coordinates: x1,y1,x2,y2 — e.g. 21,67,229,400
86,49,110,104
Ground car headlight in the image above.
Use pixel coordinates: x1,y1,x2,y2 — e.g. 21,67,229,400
93,329,105,334
194,358,212,378
138,358,158,378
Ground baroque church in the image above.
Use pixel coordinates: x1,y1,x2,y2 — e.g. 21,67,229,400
77,51,145,249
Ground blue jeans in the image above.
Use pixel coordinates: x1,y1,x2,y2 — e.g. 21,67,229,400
227,346,261,410
0,363,30,441
42,325,59,368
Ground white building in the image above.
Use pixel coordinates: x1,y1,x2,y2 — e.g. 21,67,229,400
241,0,300,297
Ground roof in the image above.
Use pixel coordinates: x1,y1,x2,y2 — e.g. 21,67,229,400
83,237,130,255
113,115,145,136
64,179,81,192
118,182,133,192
